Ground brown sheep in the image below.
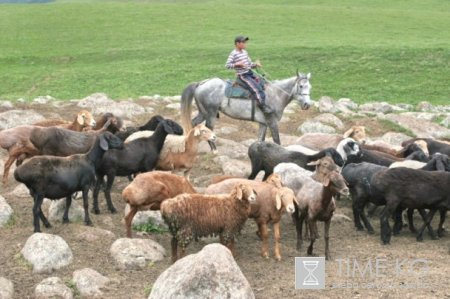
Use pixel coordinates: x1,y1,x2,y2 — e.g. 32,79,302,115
297,126,367,150
161,183,257,262
205,175,296,261
122,171,197,238
33,110,96,131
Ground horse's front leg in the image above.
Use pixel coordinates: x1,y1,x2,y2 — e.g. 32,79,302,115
267,116,280,145
258,123,268,142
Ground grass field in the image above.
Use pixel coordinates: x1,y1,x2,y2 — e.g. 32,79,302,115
0,0,449,104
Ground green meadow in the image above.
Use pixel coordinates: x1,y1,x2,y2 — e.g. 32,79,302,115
0,0,449,104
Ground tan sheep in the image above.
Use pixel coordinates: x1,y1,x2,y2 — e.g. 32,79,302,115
205,175,296,261
121,171,196,238
297,125,367,150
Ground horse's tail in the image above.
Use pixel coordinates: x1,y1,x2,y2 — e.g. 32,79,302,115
180,82,198,132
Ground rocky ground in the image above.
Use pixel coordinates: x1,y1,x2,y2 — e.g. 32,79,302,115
0,93,449,298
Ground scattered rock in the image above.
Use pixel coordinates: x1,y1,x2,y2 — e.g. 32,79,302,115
0,277,14,299
76,226,115,242
359,102,393,114
298,120,336,134
73,268,110,298
385,114,450,138
48,198,84,223
77,93,146,119
110,238,165,270
124,204,167,228
332,214,352,223
399,112,438,121
441,116,450,128
149,244,254,299
396,103,413,111
416,101,435,112
336,98,358,112
0,109,45,129
0,196,13,227
215,138,248,159
33,95,55,104
165,103,181,110
213,156,251,177
0,101,14,109
217,126,239,135
380,132,412,146
318,96,337,113
21,233,73,274
9,184,30,198
313,113,344,129
35,277,73,299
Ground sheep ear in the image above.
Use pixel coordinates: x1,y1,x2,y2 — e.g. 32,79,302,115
77,114,85,125
235,185,243,200
343,128,354,138
306,73,311,80
99,135,109,151
194,128,201,136
307,160,320,166
275,193,282,210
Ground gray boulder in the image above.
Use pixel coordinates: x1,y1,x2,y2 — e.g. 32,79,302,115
165,103,181,110
73,268,110,298
0,109,44,130
359,102,393,114
215,137,248,159
149,243,254,299
124,204,167,228
399,112,438,122
0,277,14,299
298,120,336,134
48,198,84,223
213,156,251,177
385,114,450,139
313,113,344,129
336,98,358,112
21,233,73,273
35,277,73,299
77,93,146,119
441,115,450,128
0,196,13,227
416,101,435,112
33,95,55,105
110,238,165,270
0,101,14,109
381,132,412,147
9,184,30,198
318,96,337,113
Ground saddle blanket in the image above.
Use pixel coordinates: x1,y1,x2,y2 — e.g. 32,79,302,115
224,77,265,99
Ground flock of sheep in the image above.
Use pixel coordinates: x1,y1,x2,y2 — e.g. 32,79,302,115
1,106,450,263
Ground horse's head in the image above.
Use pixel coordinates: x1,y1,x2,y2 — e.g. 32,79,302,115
295,71,312,110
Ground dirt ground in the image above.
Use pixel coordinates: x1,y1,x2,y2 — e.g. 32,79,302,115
0,99,449,299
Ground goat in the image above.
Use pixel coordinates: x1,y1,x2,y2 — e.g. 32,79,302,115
115,115,165,141
13,132,123,232
248,138,359,180
296,126,366,150
371,168,450,244
93,119,183,214
274,161,349,260
205,175,296,261
161,183,257,262
122,171,196,238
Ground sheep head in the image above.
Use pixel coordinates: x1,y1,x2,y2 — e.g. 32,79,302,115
343,126,366,144
324,171,349,196
310,156,337,183
234,183,257,203
265,173,283,188
193,123,216,143
275,187,296,214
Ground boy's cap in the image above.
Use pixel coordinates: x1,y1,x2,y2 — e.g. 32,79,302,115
235,35,249,43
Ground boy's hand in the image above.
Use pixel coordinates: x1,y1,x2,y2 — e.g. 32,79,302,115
255,60,262,68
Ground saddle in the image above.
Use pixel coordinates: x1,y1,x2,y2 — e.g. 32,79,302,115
224,75,265,99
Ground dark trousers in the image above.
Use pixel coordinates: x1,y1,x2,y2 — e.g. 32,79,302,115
238,71,266,105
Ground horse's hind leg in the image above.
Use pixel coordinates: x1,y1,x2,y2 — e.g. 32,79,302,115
204,114,218,152
258,123,267,142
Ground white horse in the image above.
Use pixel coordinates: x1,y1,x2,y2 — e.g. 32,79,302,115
180,72,312,150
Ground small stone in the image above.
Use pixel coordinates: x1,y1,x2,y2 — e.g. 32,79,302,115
9,184,29,198
0,277,14,299
332,213,352,223
165,103,181,110
416,101,435,112
318,96,337,113
0,101,14,109
213,155,251,177
313,113,344,129
298,120,336,134
0,109,45,129
124,205,167,228
35,277,73,299
33,95,55,104
0,196,13,227
359,102,393,114
441,115,450,128
110,238,165,270
73,268,110,298
76,226,115,242
381,132,412,146
48,198,84,223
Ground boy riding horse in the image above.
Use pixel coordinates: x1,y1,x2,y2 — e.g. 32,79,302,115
225,35,273,115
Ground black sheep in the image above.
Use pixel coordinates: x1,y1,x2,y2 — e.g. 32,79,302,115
93,119,183,214
14,132,123,233
247,141,346,181
115,115,166,141
402,138,450,156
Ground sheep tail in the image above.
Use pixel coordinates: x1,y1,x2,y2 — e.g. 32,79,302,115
180,82,198,133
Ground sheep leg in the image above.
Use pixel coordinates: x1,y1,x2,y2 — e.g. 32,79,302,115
306,219,316,256
260,223,269,259
437,209,446,238
38,206,51,228
104,174,117,213
32,194,45,232
324,219,332,261
63,195,72,223
292,209,305,251
247,158,261,180
170,237,178,263
416,209,438,241
407,208,417,233
367,203,378,218
2,154,17,185
380,202,397,245
204,116,217,153
92,175,103,214
273,222,281,261
392,207,404,235
227,238,236,257
82,187,93,226
352,199,368,231
183,169,191,182
258,123,267,142
125,205,138,238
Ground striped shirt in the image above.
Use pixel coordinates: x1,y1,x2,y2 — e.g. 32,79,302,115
225,49,256,75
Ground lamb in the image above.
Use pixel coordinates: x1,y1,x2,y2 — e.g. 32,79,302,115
161,183,257,262
122,171,197,238
205,175,296,261
247,139,358,180
115,115,165,141
13,132,123,232
125,123,216,180
274,160,349,260
371,168,450,244
93,119,184,214
296,126,366,150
